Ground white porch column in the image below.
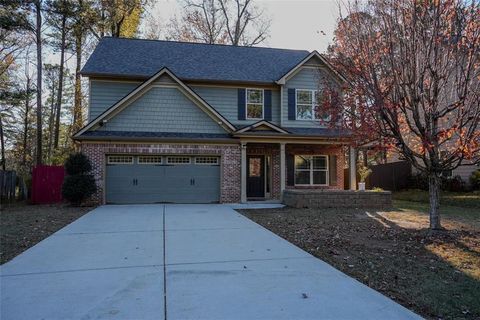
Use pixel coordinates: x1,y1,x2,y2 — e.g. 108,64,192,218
349,146,357,190
240,142,247,203
280,143,286,199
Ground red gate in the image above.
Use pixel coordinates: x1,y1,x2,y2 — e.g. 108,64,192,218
31,165,65,204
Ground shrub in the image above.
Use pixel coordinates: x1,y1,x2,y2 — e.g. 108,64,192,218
64,152,92,175
470,169,480,190
441,175,465,192
62,175,97,205
407,173,429,190
357,163,372,183
62,153,97,206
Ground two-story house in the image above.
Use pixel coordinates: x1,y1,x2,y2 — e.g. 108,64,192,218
74,37,353,204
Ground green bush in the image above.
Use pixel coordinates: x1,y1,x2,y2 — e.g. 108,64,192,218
62,174,97,205
62,153,97,205
64,152,92,175
470,169,480,190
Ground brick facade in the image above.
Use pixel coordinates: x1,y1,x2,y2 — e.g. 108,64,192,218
285,144,345,190
246,144,281,200
80,141,345,205
81,142,241,204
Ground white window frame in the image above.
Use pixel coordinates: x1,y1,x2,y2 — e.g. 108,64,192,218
294,155,329,186
295,89,330,121
138,155,162,164
246,88,264,120
107,155,134,164
195,157,219,165
166,156,191,165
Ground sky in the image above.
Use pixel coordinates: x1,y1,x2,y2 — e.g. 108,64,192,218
148,0,340,52
45,0,341,69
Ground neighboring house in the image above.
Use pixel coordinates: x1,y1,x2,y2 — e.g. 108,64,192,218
74,37,353,204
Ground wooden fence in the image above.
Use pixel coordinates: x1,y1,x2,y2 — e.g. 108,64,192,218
344,161,412,191
1,170,17,202
31,165,65,204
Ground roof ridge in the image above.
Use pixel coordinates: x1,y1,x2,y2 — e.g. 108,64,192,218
101,36,311,53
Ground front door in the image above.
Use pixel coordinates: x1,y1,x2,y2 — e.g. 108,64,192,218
247,155,265,198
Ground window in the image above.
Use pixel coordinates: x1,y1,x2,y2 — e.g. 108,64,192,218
296,89,330,121
167,156,191,164
246,89,264,120
107,155,133,164
294,155,328,185
195,157,219,165
138,156,162,164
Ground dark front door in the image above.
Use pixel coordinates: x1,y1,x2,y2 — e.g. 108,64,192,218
247,155,265,198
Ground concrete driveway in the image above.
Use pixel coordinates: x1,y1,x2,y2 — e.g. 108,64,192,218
1,204,420,319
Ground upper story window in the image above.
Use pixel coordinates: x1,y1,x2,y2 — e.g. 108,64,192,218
296,89,330,121
246,89,264,120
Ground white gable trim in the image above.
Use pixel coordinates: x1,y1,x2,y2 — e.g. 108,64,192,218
235,120,290,134
276,51,347,85
74,68,236,138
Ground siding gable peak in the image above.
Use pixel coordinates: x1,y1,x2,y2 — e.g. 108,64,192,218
74,68,237,138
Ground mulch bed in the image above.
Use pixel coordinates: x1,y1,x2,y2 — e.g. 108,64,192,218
239,207,480,320
1,203,92,264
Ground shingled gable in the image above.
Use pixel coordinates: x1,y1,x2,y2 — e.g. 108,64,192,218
74,68,236,138
276,51,347,85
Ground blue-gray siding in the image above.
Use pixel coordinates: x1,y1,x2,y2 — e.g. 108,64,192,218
97,86,226,134
89,80,140,120
282,67,330,128
190,86,281,126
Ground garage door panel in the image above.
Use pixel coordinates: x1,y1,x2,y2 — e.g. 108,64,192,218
105,156,220,204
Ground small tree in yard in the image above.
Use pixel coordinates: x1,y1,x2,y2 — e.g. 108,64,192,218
62,153,96,206
326,0,480,230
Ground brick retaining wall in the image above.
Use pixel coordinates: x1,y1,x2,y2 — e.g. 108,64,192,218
283,189,392,209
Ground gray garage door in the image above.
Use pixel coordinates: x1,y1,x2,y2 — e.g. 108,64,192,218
105,155,220,204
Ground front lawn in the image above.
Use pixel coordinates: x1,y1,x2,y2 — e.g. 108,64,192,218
239,202,480,319
393,189,480,209
0,203,92,264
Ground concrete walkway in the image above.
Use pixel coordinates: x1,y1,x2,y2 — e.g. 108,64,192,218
1,204,420,320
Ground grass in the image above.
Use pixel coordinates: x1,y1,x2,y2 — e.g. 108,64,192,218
239,194,480,319
393,189,480,209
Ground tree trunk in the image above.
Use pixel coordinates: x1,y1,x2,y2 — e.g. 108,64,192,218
0,114,5,171
35,0,43,165
54,15,66,149
428,173,442,230
23,77,31,166
72,32,83,134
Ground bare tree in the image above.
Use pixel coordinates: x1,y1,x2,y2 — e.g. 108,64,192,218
34,0,43,165
167,0,270,46
327,0,480,230
218,0,269,46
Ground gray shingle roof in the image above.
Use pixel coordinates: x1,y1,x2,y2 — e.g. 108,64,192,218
79,131,232,140
284,127,352,137
81,37,310,84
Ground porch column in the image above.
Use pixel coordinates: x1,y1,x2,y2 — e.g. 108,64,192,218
240,142,247,203
349,146,357,190
280,143,286,199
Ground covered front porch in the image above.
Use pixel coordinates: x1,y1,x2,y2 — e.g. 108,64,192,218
238,140,358,203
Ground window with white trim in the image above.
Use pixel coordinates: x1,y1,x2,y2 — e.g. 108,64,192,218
107,155,134,164
167,156,191,164
246,89,264,120
296,89,330,121
294,155,328,185
138,156,162,164
195,157,219,165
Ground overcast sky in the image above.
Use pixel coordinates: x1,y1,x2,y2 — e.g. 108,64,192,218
148,0,340,52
